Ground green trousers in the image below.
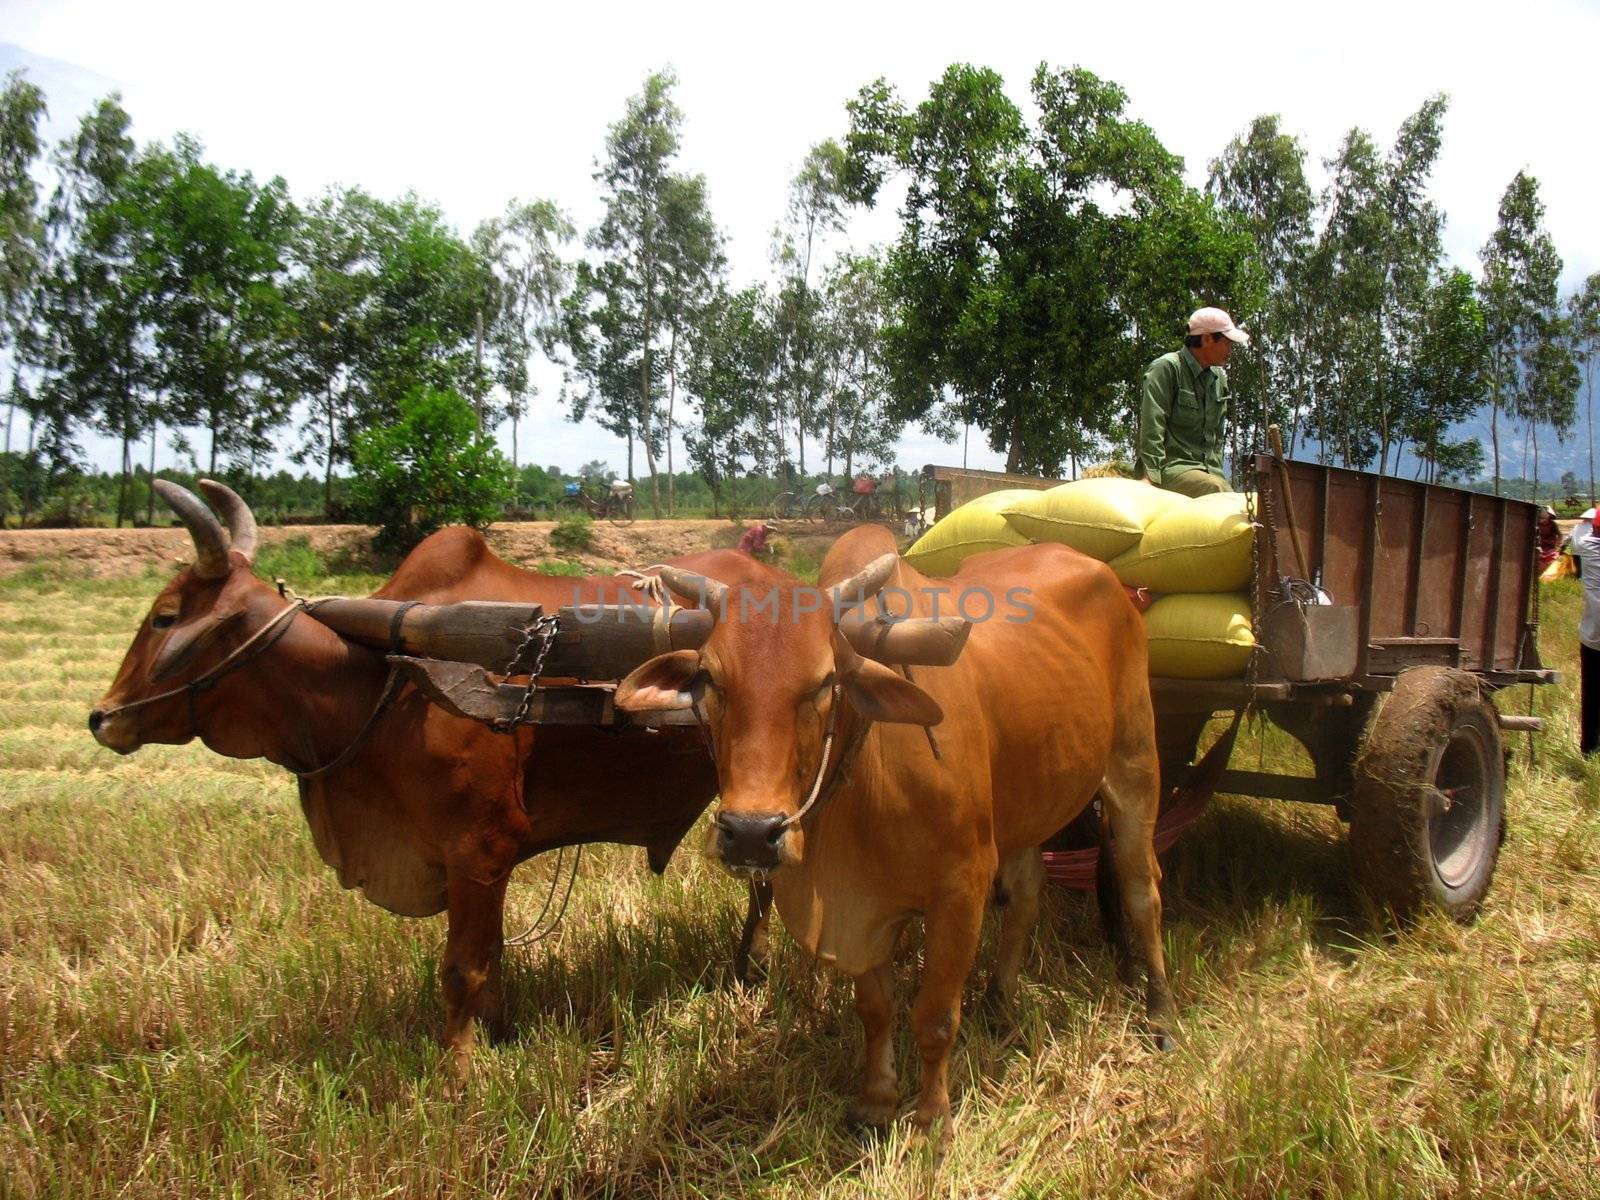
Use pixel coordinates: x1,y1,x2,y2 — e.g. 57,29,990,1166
1161,469,1230,498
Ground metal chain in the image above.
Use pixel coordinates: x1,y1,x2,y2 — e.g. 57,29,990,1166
496,613,561,733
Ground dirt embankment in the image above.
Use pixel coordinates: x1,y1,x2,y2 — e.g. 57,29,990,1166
0,520,836,579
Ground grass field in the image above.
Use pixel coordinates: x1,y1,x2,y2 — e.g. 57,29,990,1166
1,557,1597,1198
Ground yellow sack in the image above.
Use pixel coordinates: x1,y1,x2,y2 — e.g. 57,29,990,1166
999,477,1186,561
1541,551,1575,583
1144,593,1255,679
1111,491,1255,592
904,488,1036,576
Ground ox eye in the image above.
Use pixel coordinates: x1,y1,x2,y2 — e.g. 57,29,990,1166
152,612,178,630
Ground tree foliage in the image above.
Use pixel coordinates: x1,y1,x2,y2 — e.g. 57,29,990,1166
348,385,514,554
845,62,1258,475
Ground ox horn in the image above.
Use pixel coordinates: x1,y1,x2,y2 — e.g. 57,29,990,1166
197,479,258,564
153,479,230,579
837,609,972,667
656,565,729,612
826,553,899,612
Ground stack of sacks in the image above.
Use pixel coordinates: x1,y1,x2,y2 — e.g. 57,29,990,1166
904,481,1257,679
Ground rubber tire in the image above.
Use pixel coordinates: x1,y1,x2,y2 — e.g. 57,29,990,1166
801,493,827,524
609,496,636,527
1348,666,1505,924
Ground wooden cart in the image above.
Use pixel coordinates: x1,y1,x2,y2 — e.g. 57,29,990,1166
1045,454,1552,921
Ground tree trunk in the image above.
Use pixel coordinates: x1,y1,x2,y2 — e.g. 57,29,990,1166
666,326,677,516
1,394,12,529
1531,421,1540,503
22,416,35,523
209,407,219,477
1580,360,1593,505
473,307,485,432
1490,397,1501,497
147,421,158,525
117,431,131,528
324,381,336,519
1004,405,1023,474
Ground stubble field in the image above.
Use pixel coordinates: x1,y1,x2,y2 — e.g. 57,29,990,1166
1,553,1597,1198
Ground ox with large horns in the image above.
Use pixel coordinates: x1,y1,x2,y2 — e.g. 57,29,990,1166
91,478,745,1073
615,525,1173,1143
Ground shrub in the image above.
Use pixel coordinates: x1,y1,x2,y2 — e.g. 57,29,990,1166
253,536,327,588
550,513,594,554
531,559,587,577
348,387,514,555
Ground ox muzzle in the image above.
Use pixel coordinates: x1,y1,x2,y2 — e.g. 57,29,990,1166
708,809,803,876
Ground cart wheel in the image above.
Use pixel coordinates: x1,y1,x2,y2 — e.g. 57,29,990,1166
610,496,636,527
1348,666,1505,923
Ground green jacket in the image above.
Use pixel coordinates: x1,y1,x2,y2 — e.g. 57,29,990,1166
1136,347,1229,484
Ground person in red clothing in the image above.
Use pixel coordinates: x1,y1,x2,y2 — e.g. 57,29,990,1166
1538,507,1561,570
737,521,772,557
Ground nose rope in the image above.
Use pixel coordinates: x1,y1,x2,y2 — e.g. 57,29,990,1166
784,683,844,829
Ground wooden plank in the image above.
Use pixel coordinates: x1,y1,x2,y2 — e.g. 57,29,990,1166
1216,769,1333,805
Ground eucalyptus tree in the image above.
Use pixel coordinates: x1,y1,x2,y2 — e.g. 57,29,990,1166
1401,268,1487,482
1208,115,1314,455
0,70,47,525
282,186,383,516
471,198,575,477
682,283,775,516
657,173,724,513
1569,273,1600,499
1479,171,1577,494
818,251,901,476
1301,97,1451,474
566,69,722,516
770,139,847,475
26,96,143,522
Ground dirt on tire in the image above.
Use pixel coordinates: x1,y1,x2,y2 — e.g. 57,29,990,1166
1347,666,1506,923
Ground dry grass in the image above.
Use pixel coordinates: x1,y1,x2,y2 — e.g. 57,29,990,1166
1,567,1597,1198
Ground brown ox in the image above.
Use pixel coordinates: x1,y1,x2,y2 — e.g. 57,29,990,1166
615,524,1174,1137
89,479,736,1073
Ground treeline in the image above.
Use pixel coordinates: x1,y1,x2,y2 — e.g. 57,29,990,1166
1,63,1597,536
843,68,1598,493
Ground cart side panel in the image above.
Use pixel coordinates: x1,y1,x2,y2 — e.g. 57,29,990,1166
1253,457,1540,677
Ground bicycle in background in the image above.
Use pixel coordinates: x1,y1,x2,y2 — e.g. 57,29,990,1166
557,480,637,526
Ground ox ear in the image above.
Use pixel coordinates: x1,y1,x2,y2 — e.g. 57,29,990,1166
842,656,943,727
615,650,703,712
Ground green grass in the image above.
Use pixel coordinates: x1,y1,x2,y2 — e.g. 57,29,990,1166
1,573,1597,1197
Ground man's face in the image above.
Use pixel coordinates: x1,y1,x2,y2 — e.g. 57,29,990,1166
1194,332,1235,368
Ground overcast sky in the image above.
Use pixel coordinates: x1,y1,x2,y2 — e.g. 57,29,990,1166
6,0,1598,480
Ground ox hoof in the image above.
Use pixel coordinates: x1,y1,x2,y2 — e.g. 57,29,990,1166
1150,1025,1178,1053
732,954,769,989
845,1097,899,1130
980,980,1017,1024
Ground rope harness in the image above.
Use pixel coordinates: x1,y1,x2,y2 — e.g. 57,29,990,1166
99,586,405,781
95,597,310,736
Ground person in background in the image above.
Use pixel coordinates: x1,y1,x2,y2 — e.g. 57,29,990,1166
1135,306,1249,497
1538,507,1562,570
1569,507,1600,754
737,521,772,558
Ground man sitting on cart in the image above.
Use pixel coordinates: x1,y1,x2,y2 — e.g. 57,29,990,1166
1136,306,1249,497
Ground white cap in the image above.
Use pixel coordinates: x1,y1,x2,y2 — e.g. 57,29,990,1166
1582,508,1597,521
1188,307,1250,345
